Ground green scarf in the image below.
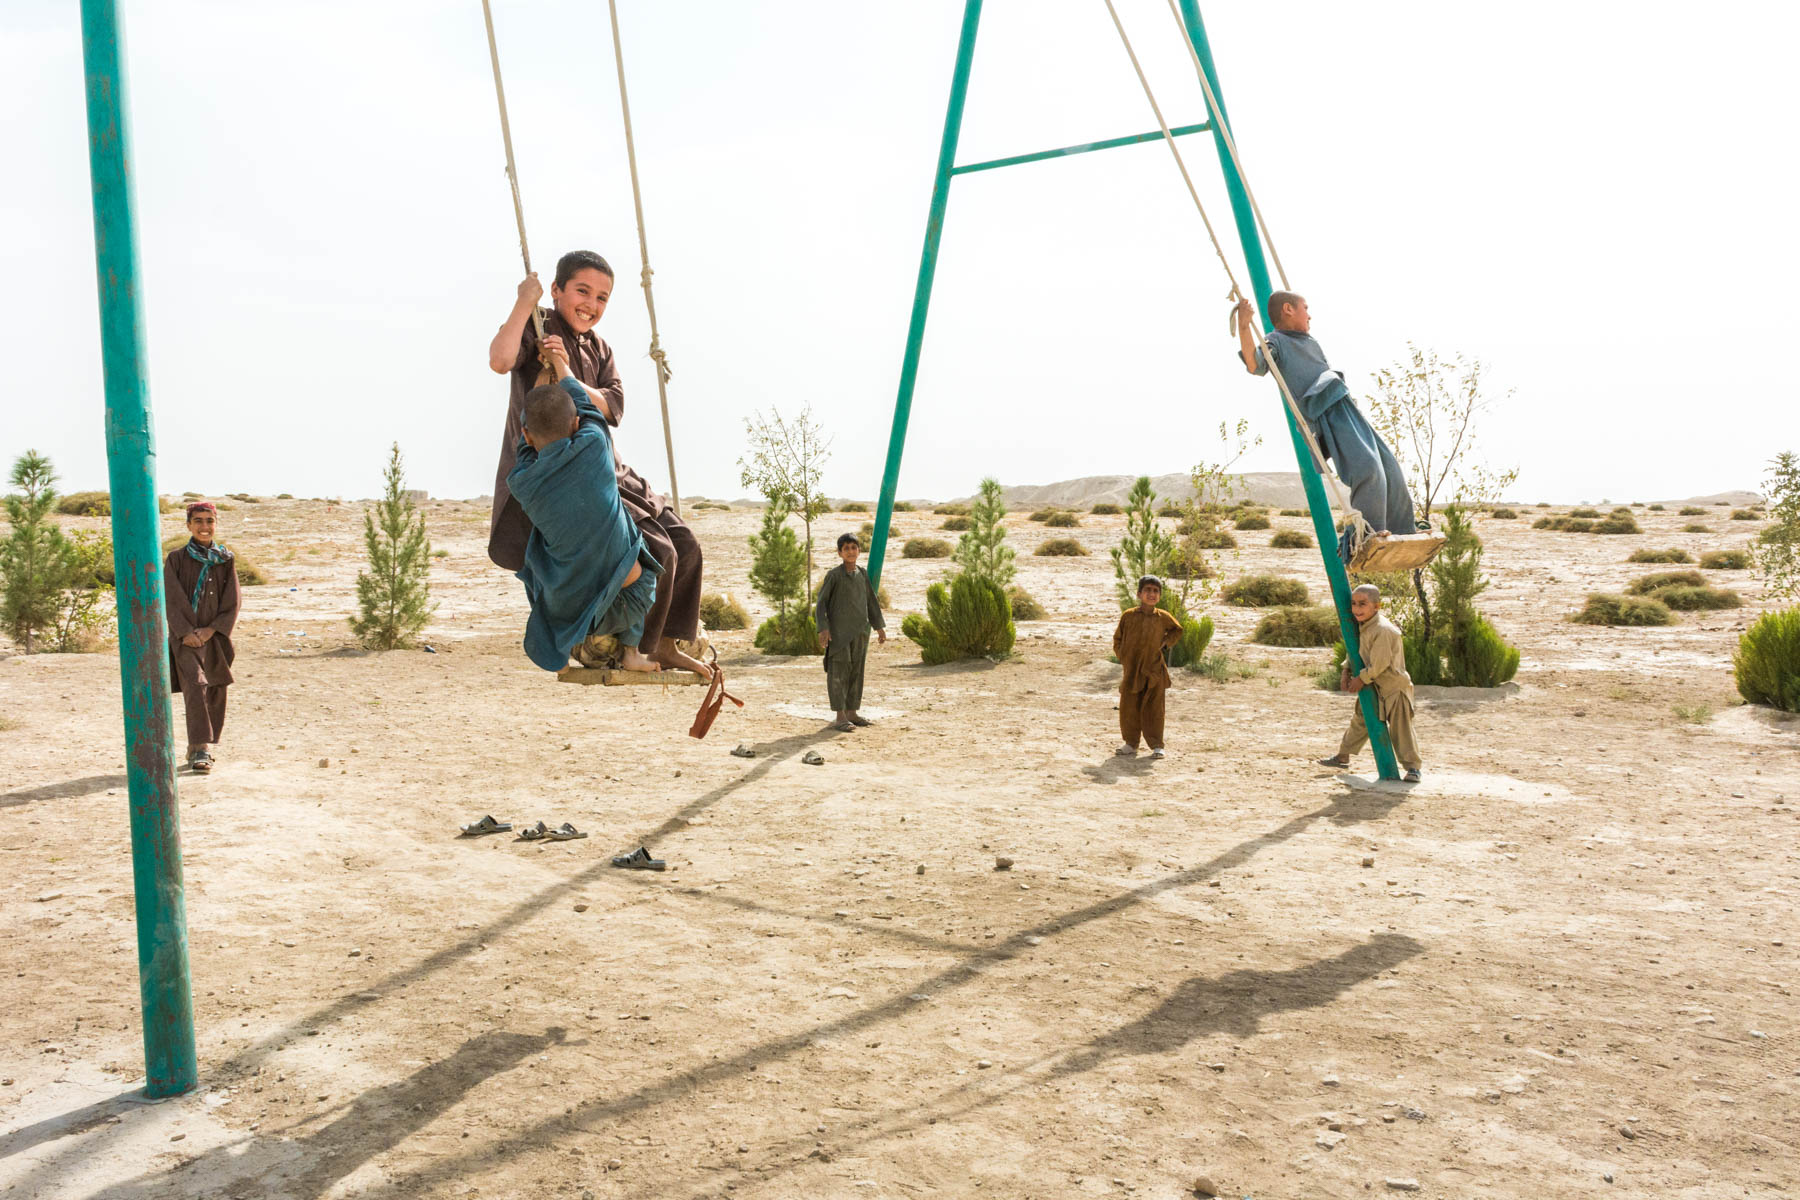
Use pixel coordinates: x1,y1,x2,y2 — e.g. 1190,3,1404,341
183,538,233,611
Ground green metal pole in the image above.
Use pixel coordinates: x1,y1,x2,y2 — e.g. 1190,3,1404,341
80,0,199,1095
1176,1,1399,780
867,0,983,589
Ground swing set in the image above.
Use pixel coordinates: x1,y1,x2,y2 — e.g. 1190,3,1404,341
75,0,1430,1098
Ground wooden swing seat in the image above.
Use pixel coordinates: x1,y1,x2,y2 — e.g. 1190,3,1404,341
557,665,706,687
1347,531,1446,574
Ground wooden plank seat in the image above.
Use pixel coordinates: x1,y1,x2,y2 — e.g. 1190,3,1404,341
1346,531,1447,574
556,631,712,687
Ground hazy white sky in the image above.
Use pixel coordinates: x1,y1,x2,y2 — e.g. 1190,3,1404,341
3,1,1794,505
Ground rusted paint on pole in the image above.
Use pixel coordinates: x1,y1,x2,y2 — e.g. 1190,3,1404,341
80,0,198,1097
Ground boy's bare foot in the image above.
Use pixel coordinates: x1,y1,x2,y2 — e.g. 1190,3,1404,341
620,646,663,673
651,638,714,681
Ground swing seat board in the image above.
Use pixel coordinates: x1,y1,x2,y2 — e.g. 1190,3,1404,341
1348,531,1446,574
557,666,706,687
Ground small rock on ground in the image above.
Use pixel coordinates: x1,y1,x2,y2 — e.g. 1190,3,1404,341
802,750,824,765
1385,1180,1421,1192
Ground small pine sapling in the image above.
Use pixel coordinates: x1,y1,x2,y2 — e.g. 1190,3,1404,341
351,443,435,649
1429,506,1519,686
1,451,79,654
951,478,1017,588
748,492,808,639
1111,476,1175,608
901,574,1016,664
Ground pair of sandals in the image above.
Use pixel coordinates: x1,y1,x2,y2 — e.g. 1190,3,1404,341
187,750,214,774
1317,756,1422,783
832,715,873,733
457,815,587,841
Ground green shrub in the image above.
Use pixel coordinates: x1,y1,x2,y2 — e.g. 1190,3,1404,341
856,521,899,548
1570,593,1674,626
1090,503,1122,515
1045,511,1080,528
1233,513,1271,530
876,584,890,610
839,501,868,513
700,592,750,631
1269,529,1313,549
1428,506,1519,687
1035,538,1087,557
1731,509,1759,521
1734,607,1800,712
1570,507,1602,519
1160,596,1215,670
1222,574,1308,607
1156,504,1183,518
1443,613,1519,687
892,501,916,512
1176,516,1236,549
1679,506,1706,516
1626,570,1705,595
1593,513,1641,534
1279,508,1309,517
754,609,821,656
902,537,951,559
57,491,110,517
1488,507,1518,519
941,516,971,532
1700,550,1750,570
932,503,968,516
1006,585,1046,620
1250,605,1340,647
1628,548,1692,564
901,573,1015,664
1405,631,1447,687
1683,523,1712,533
1652,584,1741,611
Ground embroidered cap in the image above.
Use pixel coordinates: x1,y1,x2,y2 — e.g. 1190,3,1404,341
185,502,217,519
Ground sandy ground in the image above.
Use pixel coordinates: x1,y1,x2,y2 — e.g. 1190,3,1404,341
1,496,1796,1200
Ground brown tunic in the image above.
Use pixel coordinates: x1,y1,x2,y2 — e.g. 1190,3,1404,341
1353,612,1413,702
486,310,674,572
1112,606,1183,693
164,544,240,691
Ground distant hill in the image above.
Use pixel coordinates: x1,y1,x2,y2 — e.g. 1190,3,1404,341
959,472,1310,511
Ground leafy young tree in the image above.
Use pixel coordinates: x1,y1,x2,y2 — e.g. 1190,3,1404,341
1110,476,1175,609
747,492,807,620
351,443,435,650
52,531,116,652
951,477,1016,587
738,407,832,607
1170,419,1260,604
1750,450,1799,602
1366,345,1520,519
1,450,78,653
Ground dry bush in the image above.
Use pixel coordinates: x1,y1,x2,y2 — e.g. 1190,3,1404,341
1176,516,1237,549
1250,605,1340,647
1233,513,1271,530
1006,585,1046,620
892,501,915,512
1653,585,1741,611
1028,509,1055,522
933,503,968,516
1628,548,1692,564
1034,538,1087,557
1570,507,1602,519
1269,529,1313,549
1679,506,1706,516
941,516,971,532
1683,523,1712,533
1090,503,1122,515
839,502,869,513
1626,570,1705,594
1648,503,1665,511
1045,511,1080,528
1570,593,1674,626
1223,574,1308,607
57,491,110,517
1156,504,1183,518
1489,507,1518,519
1594,513,1641,534
901,537,951,559
1279,508,1308,517
700,592,750,631
1700,550,1750,570
1731,509,1759,521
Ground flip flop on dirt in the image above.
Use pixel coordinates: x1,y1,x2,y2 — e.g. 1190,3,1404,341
832,721,855,732
1316,756,1351,769
611,846,666,871
516,820,550,841
544,822,588,841
459,815,513,837
848,715,873,727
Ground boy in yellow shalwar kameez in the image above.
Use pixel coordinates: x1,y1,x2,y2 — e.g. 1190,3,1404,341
1318,583,1423,782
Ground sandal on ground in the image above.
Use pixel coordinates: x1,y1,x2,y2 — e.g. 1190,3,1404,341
190,751,214,774
611,846,666,871
1316,756,1351,768
1115,743,1137,757
459,814,513,837
832,721,855,732
543,822,588,841
1403,769,1422,783
848,715,873,727
516,820,550,841
1150,748,1166,760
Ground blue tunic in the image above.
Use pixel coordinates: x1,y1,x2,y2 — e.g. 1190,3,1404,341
506,379,661,670
1246,330,1416,539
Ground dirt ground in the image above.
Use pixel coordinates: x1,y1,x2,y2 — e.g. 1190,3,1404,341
1,496,1796,1200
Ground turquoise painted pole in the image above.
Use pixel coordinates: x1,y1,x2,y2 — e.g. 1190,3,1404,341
867,0,983,589
80,0,199,1095
1176,1,1399,779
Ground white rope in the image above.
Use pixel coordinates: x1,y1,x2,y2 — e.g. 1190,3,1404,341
1099,0,1366,546
478,0,545,345
606,0,683,520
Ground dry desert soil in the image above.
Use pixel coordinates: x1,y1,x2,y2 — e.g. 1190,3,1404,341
1,496,1796,1200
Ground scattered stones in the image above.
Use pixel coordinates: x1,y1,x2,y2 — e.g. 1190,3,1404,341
0,1079,12,1086
1321,1074,1340,1087
1380,1114,1395,1123
802,750,825,766
1361,857,1374,868
730,744,757,759
348,948,361,957
1402,1107,1426,1121
317,758,330,768
170,1133,186,1143
826,987,858,999
573,903,589,913
916,864,926,875
1604,1173,1614,1183
34,893,63,903
994,857,1014,871
976,1059,993,1069
1315,1130,1345,1149
1191,1173,1219,1197
1206,1062,1226,1072
1619,1125,1635,1139
1385,1179,1421,1192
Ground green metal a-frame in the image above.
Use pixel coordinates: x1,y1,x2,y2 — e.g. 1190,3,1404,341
865,0,1401,780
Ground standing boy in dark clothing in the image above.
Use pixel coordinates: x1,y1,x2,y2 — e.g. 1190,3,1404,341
1234,292,1417,553
815,532,885,732
486,251,710,680
164,502,239,774
1112,575,1183,759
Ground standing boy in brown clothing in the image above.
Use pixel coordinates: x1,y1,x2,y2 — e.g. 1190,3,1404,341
1318,583,1423,782
1112,575,1183,759
163,502,240,774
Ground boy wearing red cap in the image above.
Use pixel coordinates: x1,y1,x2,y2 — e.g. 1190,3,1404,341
164,502,240,773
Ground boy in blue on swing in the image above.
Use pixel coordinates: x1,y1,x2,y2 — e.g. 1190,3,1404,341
506,338,661,672
1234,292,1418,558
